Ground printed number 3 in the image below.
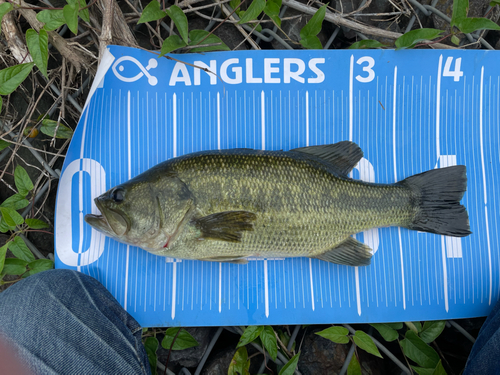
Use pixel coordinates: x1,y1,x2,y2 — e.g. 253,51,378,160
355,56,375,83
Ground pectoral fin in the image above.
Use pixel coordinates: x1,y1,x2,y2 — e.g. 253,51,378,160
200,256,249,264
314,237,372,266
191,211,257,242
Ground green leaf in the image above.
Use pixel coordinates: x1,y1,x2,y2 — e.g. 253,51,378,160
0,139,9,151
491,0,500,6
144,336,158,375
370,323,399,342
264,0,281,27
406,322,422,334
1,257,27,276
411,360,446,375
260,326,277,361
138,1,167,24
237,326,264,348
451,35,460,45
454,17,500,33
37,10,66,31
400,331,440,368
1,194,30,210
353,331,382,358
0,63,34,96
25,218,50,229
165,5,189,44
63,3,79,34
0,2,13,33
395,28,443,49
238,0,266,24
161,328,199,350
40,119,74,139
9,236,35,262
300,35,323,49
419,321,445,344
0,96,2,114
14,165,33,196
188,30,230,52
159,35,187,56
299,4,327,39
432,360,446,375
25,258,54,276
0,217,16,233
451,0,468,25
347,354,362,375
278,353,300,375
77,0,90,23
349,39,386,49
315,326,350,344
0,243,8,274
0,207,24,227
230,0,241,10
26,29,49,78
411,366,436,375
228,346,250,375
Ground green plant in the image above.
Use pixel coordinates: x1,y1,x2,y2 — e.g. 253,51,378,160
138,2,230,55
142,327,199,375
230,325,300,375
0,165,53,286
317,321,448,374
350,0,500,49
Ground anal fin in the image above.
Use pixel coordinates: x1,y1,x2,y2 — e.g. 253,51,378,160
313,237,372,266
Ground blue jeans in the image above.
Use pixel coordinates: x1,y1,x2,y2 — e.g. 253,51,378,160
0,269,151,375
463,299,500,375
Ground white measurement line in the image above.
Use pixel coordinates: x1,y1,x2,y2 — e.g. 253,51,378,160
348,58,362,315
171,261,177,319
123,91,132,311
392,66,406,310
264,260,269,317
217,92,220,150
258,92,270,316
219,262,222,312
171,93,178,319
308,259,315,311
479,67,492,305
349,55,354,141
436,55,443,158
261,91,265,149
306,91,309,146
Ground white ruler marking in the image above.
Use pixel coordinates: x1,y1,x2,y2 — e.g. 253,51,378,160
393,66,406,310
124,90,132,311
479,67,492,305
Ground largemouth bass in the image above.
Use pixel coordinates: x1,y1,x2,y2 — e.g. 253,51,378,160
84,141,471,266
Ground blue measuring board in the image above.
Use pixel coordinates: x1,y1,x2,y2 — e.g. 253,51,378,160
55,45,500,327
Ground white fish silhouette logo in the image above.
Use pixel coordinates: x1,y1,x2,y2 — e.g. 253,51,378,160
112,56,158,86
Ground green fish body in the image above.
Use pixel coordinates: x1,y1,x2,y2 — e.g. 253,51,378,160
85,141,471,266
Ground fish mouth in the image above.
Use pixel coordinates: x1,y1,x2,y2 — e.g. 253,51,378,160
84,199,130,237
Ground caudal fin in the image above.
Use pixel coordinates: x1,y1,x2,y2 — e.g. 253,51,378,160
400,165,471,237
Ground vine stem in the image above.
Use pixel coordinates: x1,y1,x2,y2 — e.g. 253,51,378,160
163,328,183,375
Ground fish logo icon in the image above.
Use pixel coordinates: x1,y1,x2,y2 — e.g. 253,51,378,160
111,56,158,86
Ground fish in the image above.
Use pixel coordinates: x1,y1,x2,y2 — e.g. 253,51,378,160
84,141,471,266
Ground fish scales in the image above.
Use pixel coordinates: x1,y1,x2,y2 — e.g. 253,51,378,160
85,142,470,266
160,150,414,259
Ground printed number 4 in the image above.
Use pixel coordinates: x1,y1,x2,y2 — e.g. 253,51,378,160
443,57,463,82
355,56,375,83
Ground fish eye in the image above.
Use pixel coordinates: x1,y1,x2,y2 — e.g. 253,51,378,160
111,188,125,203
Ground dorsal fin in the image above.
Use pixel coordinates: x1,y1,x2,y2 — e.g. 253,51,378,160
290,141,363,176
